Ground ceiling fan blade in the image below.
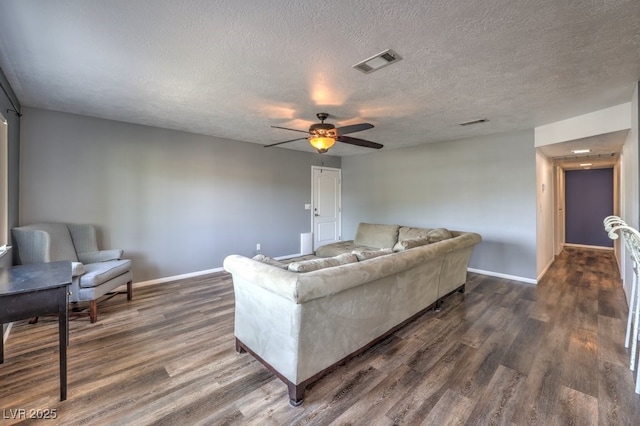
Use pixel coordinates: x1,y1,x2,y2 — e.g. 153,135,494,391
336,123,374,135
270,125,309,134
337,135,383,149
264,137,307,148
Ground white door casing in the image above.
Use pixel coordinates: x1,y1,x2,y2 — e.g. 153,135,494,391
312,166,341,249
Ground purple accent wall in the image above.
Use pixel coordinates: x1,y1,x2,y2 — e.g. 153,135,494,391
565,168,614,247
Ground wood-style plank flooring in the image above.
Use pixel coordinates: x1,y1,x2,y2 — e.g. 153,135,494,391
1,247,639,424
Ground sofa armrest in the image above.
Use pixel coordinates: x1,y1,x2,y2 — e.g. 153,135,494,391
77,249,123,264
224,255,301,302
71,261,86,277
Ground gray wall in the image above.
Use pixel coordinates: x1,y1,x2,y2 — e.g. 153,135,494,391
341,129,538,281
19,107,339,282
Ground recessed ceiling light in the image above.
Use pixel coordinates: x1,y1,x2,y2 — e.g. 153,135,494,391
353,49,402,74
580,163,592,167
572,149,591,154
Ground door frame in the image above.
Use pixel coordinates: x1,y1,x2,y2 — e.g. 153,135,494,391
311,165,342,250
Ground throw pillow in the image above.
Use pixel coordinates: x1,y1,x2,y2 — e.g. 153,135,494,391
288,253,358,273
352,248,393,261
394,237,430,251
397,226,431,241
252,254,288,269
427,228,453,243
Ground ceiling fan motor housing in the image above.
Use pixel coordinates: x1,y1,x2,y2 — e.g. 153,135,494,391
309,122,337,138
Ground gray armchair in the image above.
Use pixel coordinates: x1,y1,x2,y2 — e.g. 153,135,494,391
12,223,133,322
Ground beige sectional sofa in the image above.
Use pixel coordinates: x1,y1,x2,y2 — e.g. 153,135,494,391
223,223,481,406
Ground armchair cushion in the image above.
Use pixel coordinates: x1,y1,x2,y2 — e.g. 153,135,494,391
79,259,132,288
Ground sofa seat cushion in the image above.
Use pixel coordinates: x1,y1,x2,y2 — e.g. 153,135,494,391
354,223,400,249
79,259,133,288
352,248,393,261
288,253,358,273
315,241,373,257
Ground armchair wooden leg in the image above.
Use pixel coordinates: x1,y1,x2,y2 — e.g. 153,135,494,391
89,300,98,323
127,280,133,301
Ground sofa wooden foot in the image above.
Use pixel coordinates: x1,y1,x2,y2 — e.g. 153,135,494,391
89,300,98,323
458,284,466,294
435,299,442,312
235,338,246,353
288,382,305,406
127,280,133,301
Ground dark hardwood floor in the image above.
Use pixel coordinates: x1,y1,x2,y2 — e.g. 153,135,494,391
1,247,639,425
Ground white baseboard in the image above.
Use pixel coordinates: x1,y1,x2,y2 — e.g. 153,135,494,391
130,256,538,290
467,268,537,285
537,257,554,282
122,267,224,289
127,252,304,289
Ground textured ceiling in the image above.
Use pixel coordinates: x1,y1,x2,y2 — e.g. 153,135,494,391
0,0,639,156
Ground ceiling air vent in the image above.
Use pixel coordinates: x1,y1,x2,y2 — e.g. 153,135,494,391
353,49,402,74
459,118,489,126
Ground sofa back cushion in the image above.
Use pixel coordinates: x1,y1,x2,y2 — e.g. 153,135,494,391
288,253,358,273
252,254,288,269
398,226,431,240
394,226,431,250
354,223,400,249
427,228,453,243
393,226,454,250
395,237,431,251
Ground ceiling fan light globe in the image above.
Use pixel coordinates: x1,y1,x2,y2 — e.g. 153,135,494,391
309,136,336,153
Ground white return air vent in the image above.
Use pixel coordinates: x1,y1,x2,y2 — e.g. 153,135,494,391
353,49,402,74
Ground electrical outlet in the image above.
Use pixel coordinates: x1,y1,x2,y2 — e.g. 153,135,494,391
256,243,261,251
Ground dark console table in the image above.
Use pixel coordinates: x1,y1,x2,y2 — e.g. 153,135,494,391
0,261,72,400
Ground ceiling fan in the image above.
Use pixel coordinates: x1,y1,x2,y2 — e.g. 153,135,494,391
265,112,383,153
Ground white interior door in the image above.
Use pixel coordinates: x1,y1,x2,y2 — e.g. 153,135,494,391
312,166,341,249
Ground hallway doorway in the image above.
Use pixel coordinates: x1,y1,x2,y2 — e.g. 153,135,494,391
564,168,614,248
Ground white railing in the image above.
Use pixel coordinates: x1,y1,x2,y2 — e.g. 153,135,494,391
605,215,640,394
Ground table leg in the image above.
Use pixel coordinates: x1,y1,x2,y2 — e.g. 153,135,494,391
58,288,68,401
1,323,4,364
